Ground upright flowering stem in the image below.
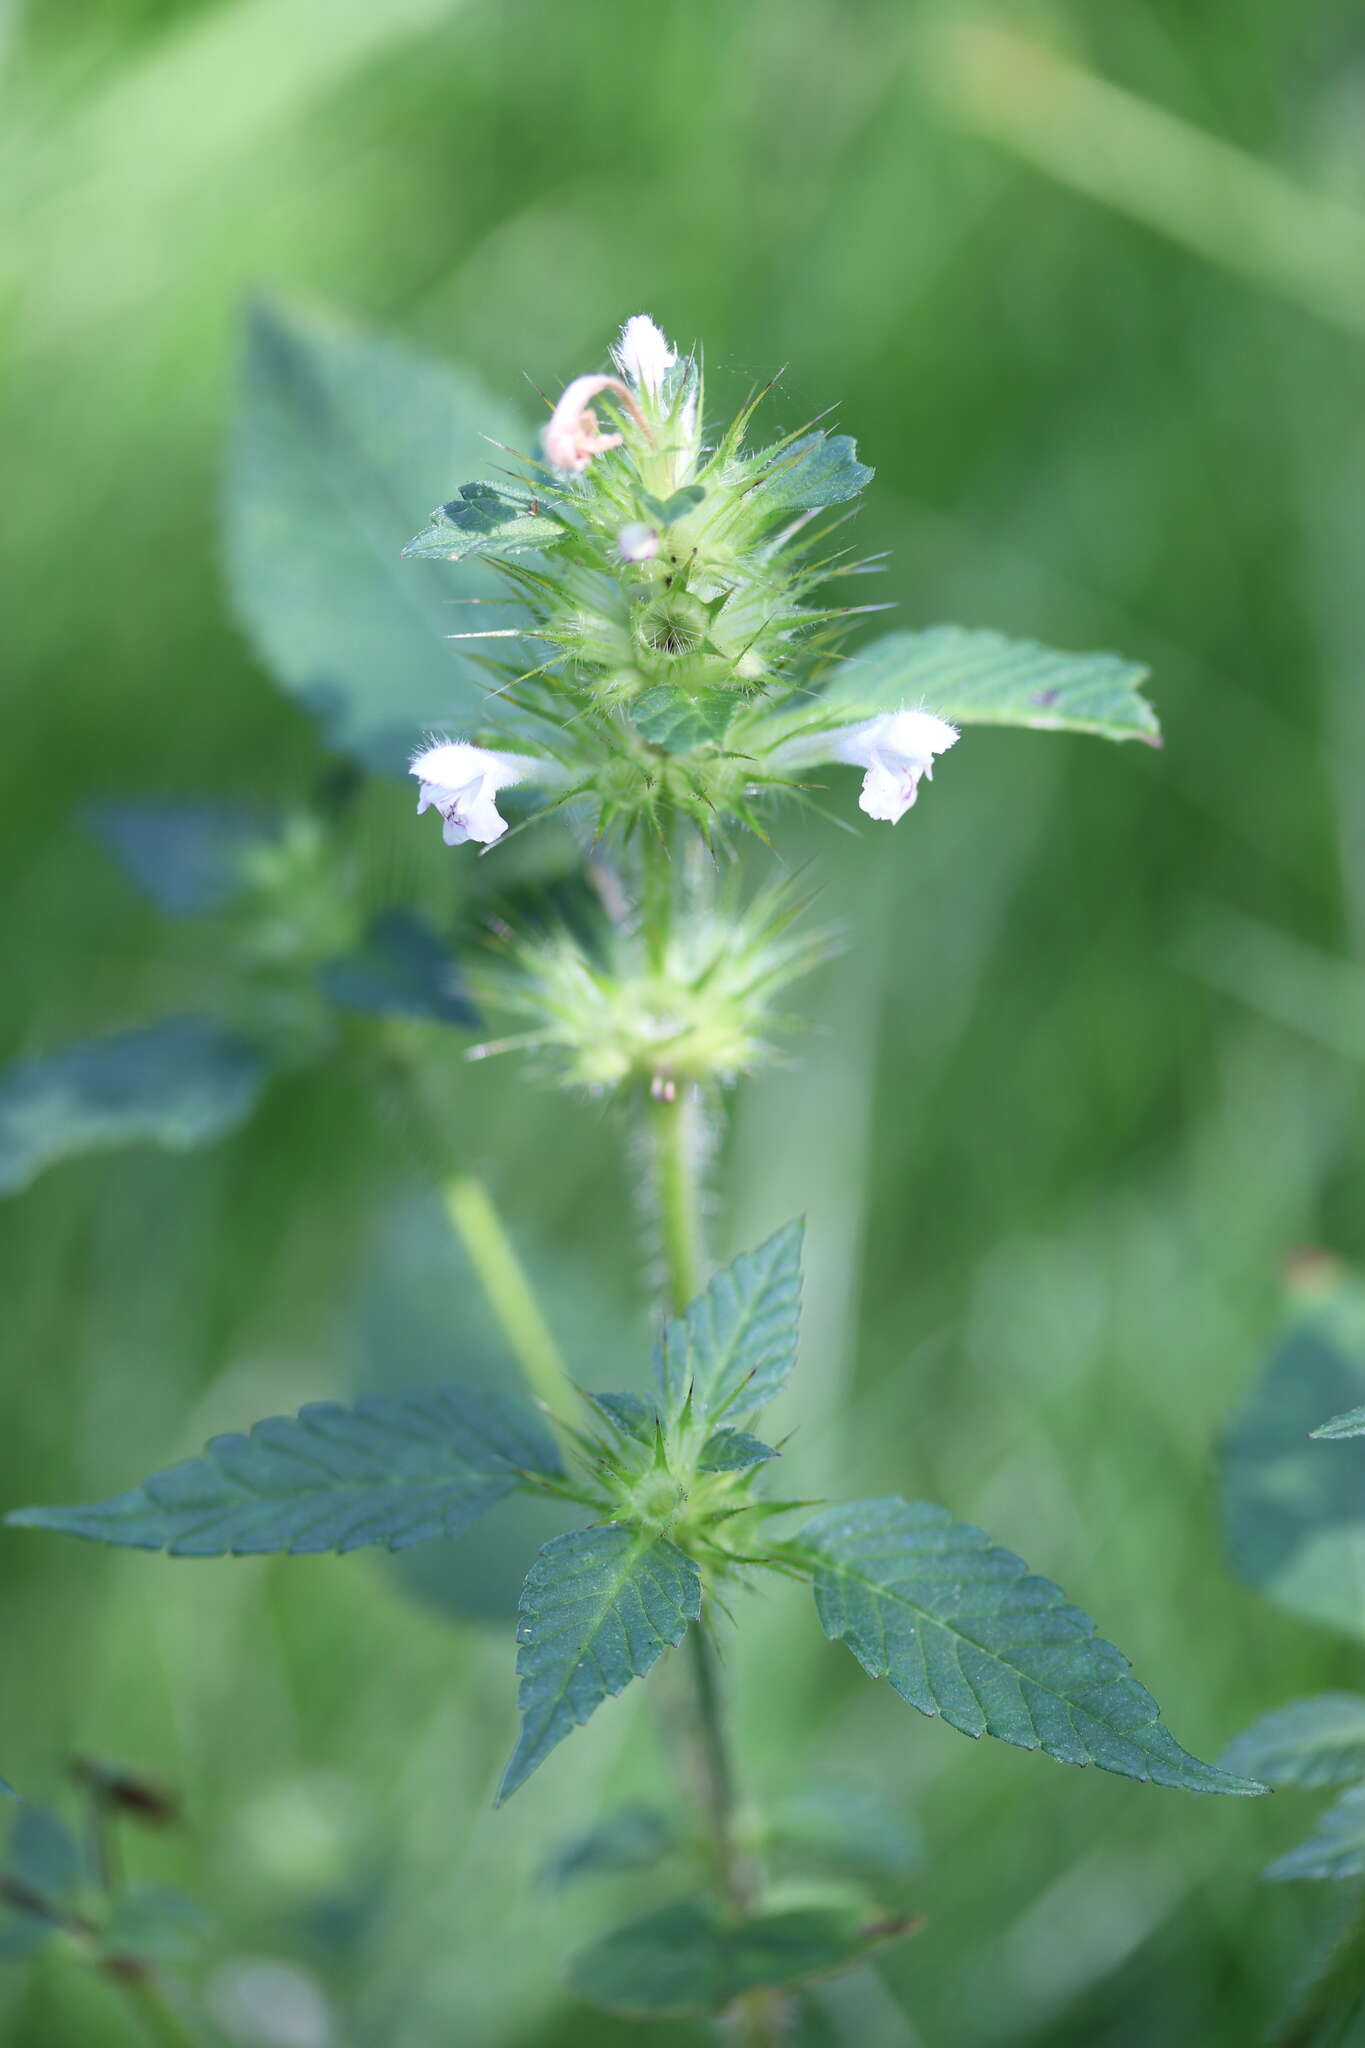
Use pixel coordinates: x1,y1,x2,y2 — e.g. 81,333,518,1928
650,1087,704,1317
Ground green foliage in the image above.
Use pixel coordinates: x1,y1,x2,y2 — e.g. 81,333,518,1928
824,625,1160,744
697,1429,778,1472
318,910,478,1028
97,1886,210,1967
760,1783,923,1891
1311,1406,1365,1439
8,1388,561,1556
225,298,521,777
746,431,874,514
629,684,736,752
566,1897,913,2016
1221,1267,1365,1638
0,1019,269,1196
654,1218,803,1429
1221,1695,1365,1789
92,801,275,918
498,1528,700,1802
786,1498,1261,1793
401,480,565,563
9,1807,81,1910
540,1806,676,1888
1265,1785,1365,1882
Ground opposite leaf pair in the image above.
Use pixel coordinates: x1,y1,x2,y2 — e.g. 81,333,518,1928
9,1223,1260,1810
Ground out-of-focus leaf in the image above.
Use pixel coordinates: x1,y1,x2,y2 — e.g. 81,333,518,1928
0,1019,270,1196
8,1807,81,1907
8,1386,560,1556
1221,1266,1365,1639
91,801,275,916
1221,1695,1365,1789
498,1528,700,1802
788,1498,1262,1793
751,432,874,513
401,480,565,562
98,1885,211,1966
654,1220,804,1430
540,1806,677,1888
225,298,528,776
825,626,1160,744
763,1783,923,1889
319,910,478,1028
0,1919,54,1961
698,1429,778,1472
1267,1785,1365,1881
567,1897,915,2016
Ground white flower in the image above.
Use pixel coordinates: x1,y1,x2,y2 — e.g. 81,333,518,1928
831,709,959,823
617,521,659,562
410,741,547,847
611,315,678,398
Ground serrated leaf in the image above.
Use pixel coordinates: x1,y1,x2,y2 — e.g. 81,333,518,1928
7,1386,560,1557
319,910,478,1028
631,685,735,753
567,1897,914,2017
225,298,527,776
1312,1405,1365,1439
585,1390,657,1445
92,801,275,917
789,1498,1261,1794
654,1220,804,1430
1221,1266,1365,1639
752,432,873,514
698,1429,778,1473
401,480,565,562
540,1806,676,1888
498,1528,700,1802
825,626,1159,745
1267,1784,1365,1881
763,1783,923,1889
9,1807,81,1907
1221,1696,1365,1789
0,1019,270,1196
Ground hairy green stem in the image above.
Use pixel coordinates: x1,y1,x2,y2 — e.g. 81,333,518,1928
649,1089,703,1317
442,1175,578,1456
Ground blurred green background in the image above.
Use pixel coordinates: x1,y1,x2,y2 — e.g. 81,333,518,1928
4,0,1365,2041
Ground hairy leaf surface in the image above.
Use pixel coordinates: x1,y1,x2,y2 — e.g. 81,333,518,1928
402,480,564,562
790,1498,1260,1793
752,432,873,513
1220,1695,1365,1789
498,1527,699,1802
654,1220,803,1429
8,1387,560,1556
827,626,1159,744
0,1019,269,1196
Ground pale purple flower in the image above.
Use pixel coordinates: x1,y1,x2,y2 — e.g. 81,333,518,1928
832,710,959,822
410,741,547,848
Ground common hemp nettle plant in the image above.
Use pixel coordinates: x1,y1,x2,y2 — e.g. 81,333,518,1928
7,311,1264,2038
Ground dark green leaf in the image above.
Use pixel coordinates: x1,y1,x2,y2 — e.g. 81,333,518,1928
632,686,736,752
585,1390,657,1445
401,480,564,562
752,432,873,514
498,1527,700,1802
1267,1786,1365,1881
92,801,274,917
8,1386,560,1557
654,1220,804,1430
1220,1696,1365,1789
0,1019,269,1196
0,1918,53,1961
9,1807,81,1907
225,298,527,776
567,1898,914,2017
319,910,478,1028
1221,1268,1365,1638
826,626,1159,745
698,1429,778,1473
763,1783,923,1889
540,1806,676,1888
790,1498,1262,1794
1312,1405,1365,1439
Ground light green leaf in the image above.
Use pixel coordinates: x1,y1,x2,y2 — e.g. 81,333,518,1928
825,626,1160,744
1312,1406,1365,1439
698,1429,779,1473
0,1019,269,1197
7,1386,560,1557
567,1897,914,2017
1267,1785,1365,1881
401,480,565,562
225,297,527,776
751,432,874,514
789,1498,1261,1794
654,1219,804,1430
1221,1266,1365,1639
498,1527,700,1802
540,1806,676,1888
631,685,735,753
1220,1695,1365,1789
